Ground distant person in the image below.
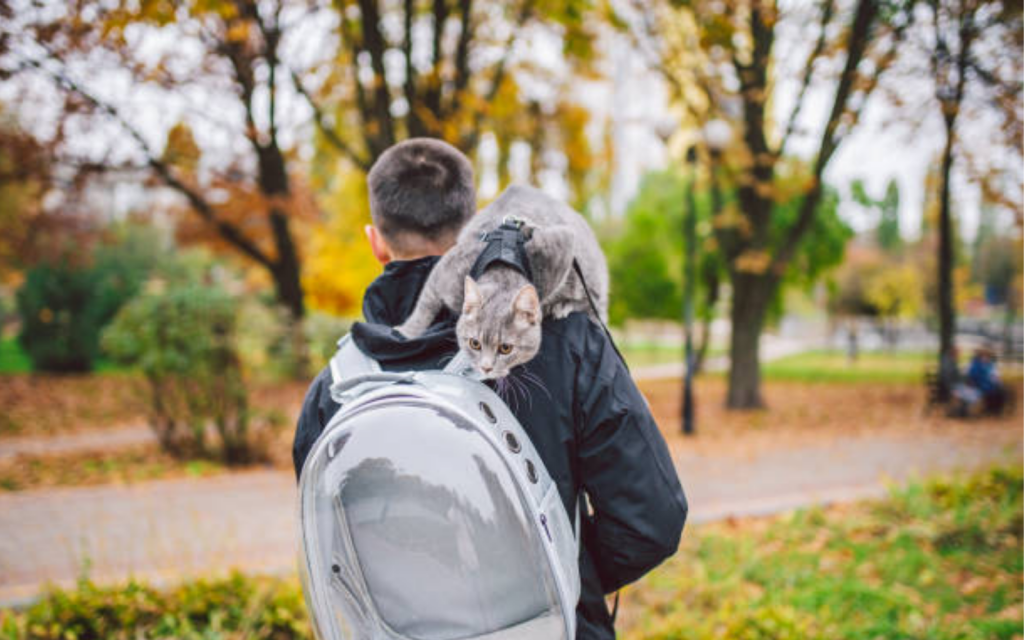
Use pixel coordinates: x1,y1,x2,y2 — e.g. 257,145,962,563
966,345,1005,415
846,322,859,364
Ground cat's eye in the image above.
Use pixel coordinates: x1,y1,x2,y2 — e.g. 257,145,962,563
499,343,514,355
469,338,482,350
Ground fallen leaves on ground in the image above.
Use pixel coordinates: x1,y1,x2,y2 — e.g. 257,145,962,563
639,377,1022,459
618,464,1024,640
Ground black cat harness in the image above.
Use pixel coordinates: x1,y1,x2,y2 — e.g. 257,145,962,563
468,215,534,282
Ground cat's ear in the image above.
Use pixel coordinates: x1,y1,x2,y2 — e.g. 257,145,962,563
463,276,482,318
512,285,540,327
526,225,575,303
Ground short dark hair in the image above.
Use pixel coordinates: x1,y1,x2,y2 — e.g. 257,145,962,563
367,138,476,252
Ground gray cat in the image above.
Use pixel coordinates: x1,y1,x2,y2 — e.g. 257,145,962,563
395,184,608,380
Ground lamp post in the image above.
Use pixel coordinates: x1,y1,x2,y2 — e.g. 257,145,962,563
681,120,730,436
682,146,698,435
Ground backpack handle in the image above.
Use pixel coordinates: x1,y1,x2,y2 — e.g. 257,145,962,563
330,371,418,405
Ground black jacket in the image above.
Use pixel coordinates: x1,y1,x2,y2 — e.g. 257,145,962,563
292,256,688,640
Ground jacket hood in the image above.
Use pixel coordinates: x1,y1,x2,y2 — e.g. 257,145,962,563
350,256,458,366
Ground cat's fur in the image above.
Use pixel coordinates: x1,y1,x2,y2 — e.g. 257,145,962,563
395,184,608,379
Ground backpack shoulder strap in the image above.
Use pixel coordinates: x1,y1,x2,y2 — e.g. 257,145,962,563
328,335,385,404
329,334,381,384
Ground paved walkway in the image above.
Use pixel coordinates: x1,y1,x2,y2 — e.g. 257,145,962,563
1,427,1018,606
0,426,155,461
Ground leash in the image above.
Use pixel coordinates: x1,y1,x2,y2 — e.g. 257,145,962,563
572,259,629,372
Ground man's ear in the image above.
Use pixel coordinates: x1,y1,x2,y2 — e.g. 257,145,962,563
365,224,392,265
463,276,483,318
512,285,540,327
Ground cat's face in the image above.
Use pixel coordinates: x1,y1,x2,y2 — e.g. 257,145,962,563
456,275,541,380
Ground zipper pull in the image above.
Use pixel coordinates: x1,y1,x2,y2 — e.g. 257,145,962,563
539,513,553,542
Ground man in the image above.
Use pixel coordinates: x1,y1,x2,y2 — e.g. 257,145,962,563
966,345,1006,415
293,137,687,639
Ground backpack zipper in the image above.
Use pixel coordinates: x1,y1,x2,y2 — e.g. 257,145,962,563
539,513,553,542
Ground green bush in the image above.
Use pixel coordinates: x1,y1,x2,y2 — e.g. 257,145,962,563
15,223,162,372
0,573,309,640
102,280,264,464
301,312,353,373
16,260,107,372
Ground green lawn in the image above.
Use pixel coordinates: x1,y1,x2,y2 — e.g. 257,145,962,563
0,338,31,374
623,464,1023,640
621,342,685,368
761,349,933,384
0,337,128,375
2,465,1018,640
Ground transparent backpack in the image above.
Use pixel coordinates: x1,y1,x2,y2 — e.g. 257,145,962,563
298,335,581,640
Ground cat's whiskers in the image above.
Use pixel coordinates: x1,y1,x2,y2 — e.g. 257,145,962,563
505,370,533,411
495,376,520,413
519,369,553,402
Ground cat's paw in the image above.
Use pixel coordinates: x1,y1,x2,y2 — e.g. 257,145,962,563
392,322,412,338
549,302,575,319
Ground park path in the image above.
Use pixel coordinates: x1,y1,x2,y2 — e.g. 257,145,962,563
0,426,155,461
0,425,1018,606
0,346,790,461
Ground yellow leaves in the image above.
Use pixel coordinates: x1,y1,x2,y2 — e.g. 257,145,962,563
735,249,771,274
753,179,774,199
864,263,923,320
302,169,380,317
712,203,749,234
162,122,200,175
225,21,250,44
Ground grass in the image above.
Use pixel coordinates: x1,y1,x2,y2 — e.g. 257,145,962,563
619,340,728,369
760,349,934,384
0,337,129,375
0,465,1018,640
620,464,1023,640
0,338,31,374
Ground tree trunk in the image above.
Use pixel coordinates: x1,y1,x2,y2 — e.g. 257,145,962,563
727,273,776,409
937,115,957,393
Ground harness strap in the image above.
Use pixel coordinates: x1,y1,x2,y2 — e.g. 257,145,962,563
572,259,628,371
469,217,534,282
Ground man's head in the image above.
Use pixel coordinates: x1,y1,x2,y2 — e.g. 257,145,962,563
366,138,476,263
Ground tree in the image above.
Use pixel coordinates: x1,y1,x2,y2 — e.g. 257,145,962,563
607,167,850,371
2,0,316,321
921,0,1022,389
852,178,902,253
2,0,603,323
0,109,60,283
293,0,600,191
626,0,913,407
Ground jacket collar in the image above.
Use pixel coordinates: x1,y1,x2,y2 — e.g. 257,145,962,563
352,256,458,365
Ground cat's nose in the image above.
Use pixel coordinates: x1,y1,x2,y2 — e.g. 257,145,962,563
481,365,493,374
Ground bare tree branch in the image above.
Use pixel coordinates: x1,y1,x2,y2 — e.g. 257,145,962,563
772,0,879,273
461,0,535,151
20,55,276,270
777,0,835,159
290,68,372,171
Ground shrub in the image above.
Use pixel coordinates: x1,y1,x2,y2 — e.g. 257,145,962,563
15,223,162,372
102,281,268,464
0,573,310,640
301,312,353,373
16,259,106,372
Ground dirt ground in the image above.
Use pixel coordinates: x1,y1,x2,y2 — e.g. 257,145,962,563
641,376,1023,460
